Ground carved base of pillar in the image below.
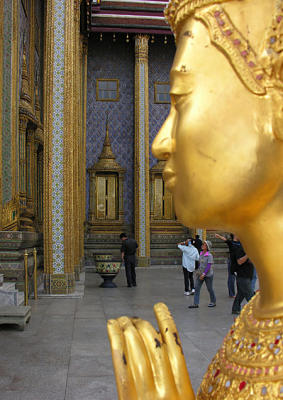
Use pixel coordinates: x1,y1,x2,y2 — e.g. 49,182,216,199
0,231,43,290
137,256,150,267
44,273,75,294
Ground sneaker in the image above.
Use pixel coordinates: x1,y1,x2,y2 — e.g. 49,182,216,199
184,291,190,296
188,304,199,308
208,303,216,307
190,289,195,295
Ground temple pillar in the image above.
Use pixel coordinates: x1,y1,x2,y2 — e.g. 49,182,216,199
43,0,82,294
80,37,88,272
0,0,3,228
134,35,150,267
0,0,19,229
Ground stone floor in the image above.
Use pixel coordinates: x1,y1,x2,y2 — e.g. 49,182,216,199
0,267,246,400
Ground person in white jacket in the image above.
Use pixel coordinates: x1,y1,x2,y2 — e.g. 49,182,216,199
178,239,200,295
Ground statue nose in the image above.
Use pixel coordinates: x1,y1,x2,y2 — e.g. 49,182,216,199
152,112,176,160
152,136,174,161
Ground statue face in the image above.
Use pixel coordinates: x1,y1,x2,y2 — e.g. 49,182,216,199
152,17,283,229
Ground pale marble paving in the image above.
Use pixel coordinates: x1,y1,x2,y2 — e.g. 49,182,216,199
0,267,244,399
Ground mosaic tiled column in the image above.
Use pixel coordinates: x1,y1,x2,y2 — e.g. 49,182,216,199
79,37,88,271
134,35,150,267
43,0,81,294
1,0,19,228
0,0,3,226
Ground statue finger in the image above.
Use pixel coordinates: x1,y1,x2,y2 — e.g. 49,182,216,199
117,316,156,400
107,319,137,400
133,318,180,400
153,303,195,400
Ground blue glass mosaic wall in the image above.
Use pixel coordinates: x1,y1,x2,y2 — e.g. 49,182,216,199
149,39,175,168
86,35,135,226
86,35,175,226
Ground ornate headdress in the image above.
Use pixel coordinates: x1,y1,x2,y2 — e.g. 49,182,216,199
165,0,283,95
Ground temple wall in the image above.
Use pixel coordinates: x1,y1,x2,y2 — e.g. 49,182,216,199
34,0,44,115
149,39,175,168
2,0,15,204
86,35,135,227
19,0,30,94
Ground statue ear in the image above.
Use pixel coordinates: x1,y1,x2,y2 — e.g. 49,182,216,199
272,56,283,141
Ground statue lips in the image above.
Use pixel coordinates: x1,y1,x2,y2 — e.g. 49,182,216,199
163,168,176,191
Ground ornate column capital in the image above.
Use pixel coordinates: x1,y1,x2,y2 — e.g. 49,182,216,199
135,35,149,64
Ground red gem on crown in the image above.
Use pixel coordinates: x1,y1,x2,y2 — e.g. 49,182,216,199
214,369,220,378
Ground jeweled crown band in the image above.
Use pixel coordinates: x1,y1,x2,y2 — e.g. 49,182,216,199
165,0,283,95
164,0,236,35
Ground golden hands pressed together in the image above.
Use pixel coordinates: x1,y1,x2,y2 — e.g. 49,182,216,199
107,303,195,400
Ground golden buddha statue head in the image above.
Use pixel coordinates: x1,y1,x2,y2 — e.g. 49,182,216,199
108,3,283,400
152,0,283,231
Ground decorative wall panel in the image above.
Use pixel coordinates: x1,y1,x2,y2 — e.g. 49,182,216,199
149,40,175,168
19,0,30,94
34,0,44,113
87,35,134,226
2,0,13,204
51,0,65,273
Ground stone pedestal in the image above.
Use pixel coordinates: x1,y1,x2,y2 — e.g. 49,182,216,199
0,305,31,331
0,231,43,291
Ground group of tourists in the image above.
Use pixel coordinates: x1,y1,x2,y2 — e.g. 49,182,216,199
178,233,256,314
119,231,256,315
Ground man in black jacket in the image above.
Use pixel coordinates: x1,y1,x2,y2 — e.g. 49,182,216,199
120,233,138,287
231,242,254,315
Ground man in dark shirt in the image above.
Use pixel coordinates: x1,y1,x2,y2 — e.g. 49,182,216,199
192,234,202,254
192,234,202,270
231,242,254,315
120,233,138,287
215,233,238,297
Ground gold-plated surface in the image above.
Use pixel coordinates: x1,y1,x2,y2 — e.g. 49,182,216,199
109,0,283,398
134,34,150,266
152,0,283,318
12,0,19,199
80,36,88,266
43,0,55,275
29,0,35,110
198,293,283,399
107,303,195,400
64,0,75,274
43,0,82,283
0,0,3,228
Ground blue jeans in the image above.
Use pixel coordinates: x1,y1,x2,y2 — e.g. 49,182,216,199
227,259,236,297
251,268,257,293
232,276,253,312
194,275,216,305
